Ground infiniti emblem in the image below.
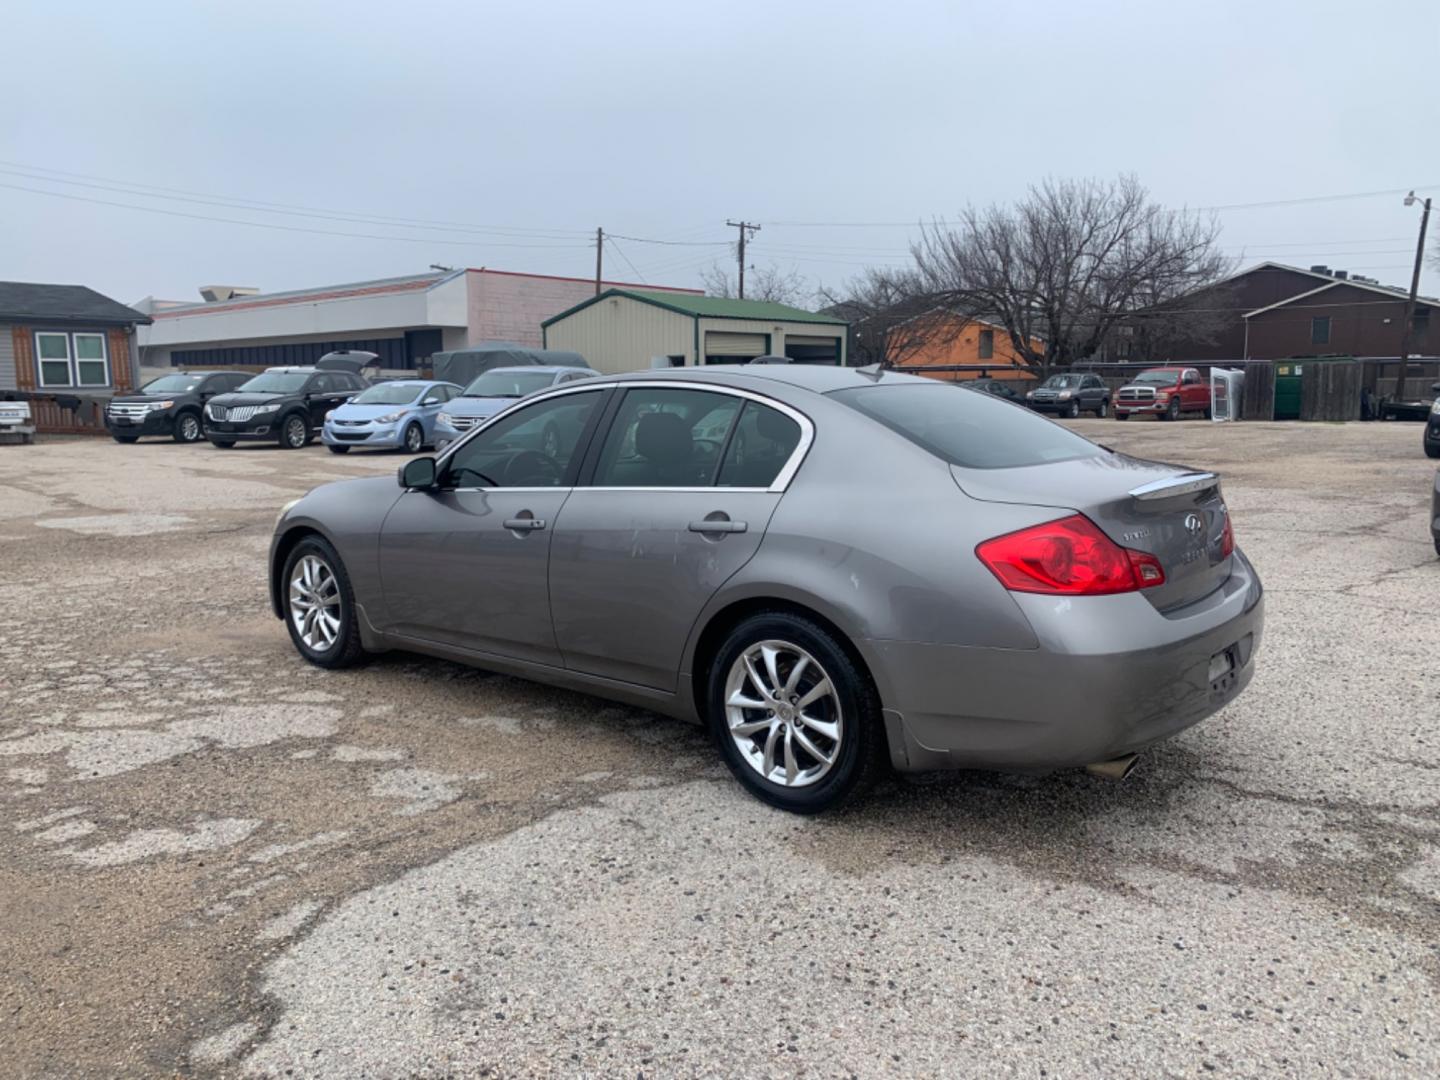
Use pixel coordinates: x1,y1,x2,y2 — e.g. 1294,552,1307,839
1183,512,1205,537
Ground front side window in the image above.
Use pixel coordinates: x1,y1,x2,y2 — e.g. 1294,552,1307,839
716,402,803,488
1311,316,1331,345
35,331,109,387
444,389,602,488
591,388,742,488
832,383,1102,470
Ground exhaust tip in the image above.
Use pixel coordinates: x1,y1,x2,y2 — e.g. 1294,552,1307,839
1085,753,1140,781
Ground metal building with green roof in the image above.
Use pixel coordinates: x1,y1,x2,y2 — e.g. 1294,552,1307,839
541,288,848,374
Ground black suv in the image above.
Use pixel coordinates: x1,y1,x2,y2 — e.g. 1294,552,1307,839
1423,382,1440,459
1025,373,1111,418
205,367,368,449
106,371,250,444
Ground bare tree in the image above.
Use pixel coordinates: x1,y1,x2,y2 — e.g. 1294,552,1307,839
910,176,1231,374
817,268,958,368
701,261,811,307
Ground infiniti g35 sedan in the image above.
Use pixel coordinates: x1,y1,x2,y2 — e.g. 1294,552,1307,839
269,366,1263,812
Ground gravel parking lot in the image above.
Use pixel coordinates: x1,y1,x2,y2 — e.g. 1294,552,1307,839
2,422,1438,1078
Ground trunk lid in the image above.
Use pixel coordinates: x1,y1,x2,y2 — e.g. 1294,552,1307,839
953,454,1233,611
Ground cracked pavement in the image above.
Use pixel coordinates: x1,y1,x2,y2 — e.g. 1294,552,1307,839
1,421,1437,1077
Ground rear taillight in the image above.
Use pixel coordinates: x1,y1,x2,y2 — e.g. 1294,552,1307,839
976,514,1166,596
1220,512,1235,558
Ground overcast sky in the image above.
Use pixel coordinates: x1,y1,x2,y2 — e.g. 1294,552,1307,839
3,0,1438,306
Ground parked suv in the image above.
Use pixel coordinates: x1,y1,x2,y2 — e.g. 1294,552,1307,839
1115,367,1210,421
1423,382,1440,459
105,371,250,444
1026,373,1110,417
434,366,597,449
204,367,368,449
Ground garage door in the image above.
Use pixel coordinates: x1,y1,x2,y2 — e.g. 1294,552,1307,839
704,332,767,358
783,334,841,364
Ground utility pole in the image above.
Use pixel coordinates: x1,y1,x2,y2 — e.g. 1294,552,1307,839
1395,193,1431,402
594,227,604,295
725,220,760,298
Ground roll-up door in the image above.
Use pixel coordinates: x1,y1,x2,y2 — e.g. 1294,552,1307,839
704,332,767,358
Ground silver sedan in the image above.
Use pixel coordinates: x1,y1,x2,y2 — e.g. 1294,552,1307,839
269,366,1263,812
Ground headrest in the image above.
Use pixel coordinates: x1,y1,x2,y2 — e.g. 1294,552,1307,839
635,411,692,463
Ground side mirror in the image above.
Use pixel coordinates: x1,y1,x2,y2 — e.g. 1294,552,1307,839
399,456,438,490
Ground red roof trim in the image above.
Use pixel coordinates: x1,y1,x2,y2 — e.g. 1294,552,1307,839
466,267,702,294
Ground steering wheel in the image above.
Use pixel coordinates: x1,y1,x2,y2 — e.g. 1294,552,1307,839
502,449,562,487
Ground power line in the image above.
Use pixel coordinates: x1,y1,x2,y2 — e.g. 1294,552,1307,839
0,160,591,239
0,181,591,249
605,237,647,284
605,232,731,247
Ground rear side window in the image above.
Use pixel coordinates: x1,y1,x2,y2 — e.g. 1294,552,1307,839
717,402,802,487
831,383,1102,469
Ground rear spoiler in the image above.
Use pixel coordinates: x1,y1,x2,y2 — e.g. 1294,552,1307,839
1128,472,1219,501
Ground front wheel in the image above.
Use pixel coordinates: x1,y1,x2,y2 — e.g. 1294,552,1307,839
1163,399,1181,422
1115,413,1129,421
1065,401,1080,419
1096,399,1109,418
280,413,309,449
1424,440,1440,460
707,612,884,814
281,536,366,668
211,440,236,449
403,423,424,454
112,435,139,444
172,411,203,443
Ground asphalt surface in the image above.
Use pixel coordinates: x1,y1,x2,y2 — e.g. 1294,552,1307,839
1,420,1437,1078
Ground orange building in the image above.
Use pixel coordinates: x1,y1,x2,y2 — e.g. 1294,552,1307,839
888,313,1041,383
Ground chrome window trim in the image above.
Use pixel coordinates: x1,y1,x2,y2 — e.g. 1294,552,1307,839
434,380,815,495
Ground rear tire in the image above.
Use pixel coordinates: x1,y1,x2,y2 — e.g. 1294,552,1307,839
281,536,367,669
112,435,139,444
328,445,351,455
1424,441,1440,459
707,611,884,814
1096,399,1109,418
172,411,203,443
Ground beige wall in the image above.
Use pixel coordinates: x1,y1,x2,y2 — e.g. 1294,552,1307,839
544,294,694,374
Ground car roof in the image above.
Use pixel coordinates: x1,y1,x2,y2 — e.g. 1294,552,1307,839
598,364,939,394
473,365,592,376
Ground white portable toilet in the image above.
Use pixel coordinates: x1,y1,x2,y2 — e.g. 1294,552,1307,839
1210,368,1245,421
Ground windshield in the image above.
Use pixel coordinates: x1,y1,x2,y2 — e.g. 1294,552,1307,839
1042,375,1083,388
237,372,309,394
350,383,423,406
831,383,1103,469
140,374,204,394
1134,370,1179,385
463,371,555,398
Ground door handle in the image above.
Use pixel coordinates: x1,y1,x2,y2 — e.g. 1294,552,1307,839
689,519,747,534
503,517,546,532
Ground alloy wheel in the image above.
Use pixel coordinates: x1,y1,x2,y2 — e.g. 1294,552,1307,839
724,640,843,788
405,424,423,453
289,554,341,652
179,414,201,441
285,416,307,448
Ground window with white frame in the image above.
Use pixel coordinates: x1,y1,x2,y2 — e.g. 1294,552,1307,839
34,330,110,388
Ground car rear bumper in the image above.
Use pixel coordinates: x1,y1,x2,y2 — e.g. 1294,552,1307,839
870,551,1264,773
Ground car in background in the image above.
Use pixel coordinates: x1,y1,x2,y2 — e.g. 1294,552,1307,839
269,366,1262,813
1422,382,1440,459
1026,373,1111,418
105,371,250,444
1115,367,1210,421
965,378,1029,405
0,398,35,443
433,366,597,449
1432,470,1440,556
204,367,368,449
321,379,462,455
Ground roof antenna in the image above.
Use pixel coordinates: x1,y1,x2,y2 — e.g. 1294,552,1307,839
855,362,885,381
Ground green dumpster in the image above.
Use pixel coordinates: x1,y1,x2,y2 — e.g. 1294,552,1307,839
1273,362,1303,419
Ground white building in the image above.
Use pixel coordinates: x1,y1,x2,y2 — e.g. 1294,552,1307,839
136,269,700,371
542,289,849,374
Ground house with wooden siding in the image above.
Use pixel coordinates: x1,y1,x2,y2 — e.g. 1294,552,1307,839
0,283,150,434
886,312,1043,383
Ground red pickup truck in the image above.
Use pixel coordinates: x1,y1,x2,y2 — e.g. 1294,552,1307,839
1114,367,1210,421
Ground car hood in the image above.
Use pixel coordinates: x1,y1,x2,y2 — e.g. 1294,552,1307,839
444,395,517,418
1119,381,1176,392
209,392,289,407
328,402,415,421
109,393,185,404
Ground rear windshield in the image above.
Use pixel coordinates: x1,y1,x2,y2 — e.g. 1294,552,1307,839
350,383,423,405
831,383,1103,469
